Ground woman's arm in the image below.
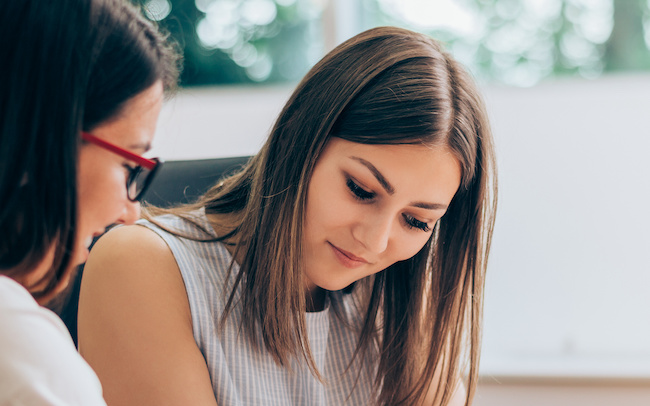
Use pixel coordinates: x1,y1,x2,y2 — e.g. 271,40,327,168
77,225,218,406
422,360,468,406
438,382,467,406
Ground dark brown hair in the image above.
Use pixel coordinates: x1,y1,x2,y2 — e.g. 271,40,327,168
0,0,179,302
151,26,496,405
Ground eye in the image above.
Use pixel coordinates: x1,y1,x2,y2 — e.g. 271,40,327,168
123,163,138,174
122,163,143,182
346,177,375,201
403,214,431,232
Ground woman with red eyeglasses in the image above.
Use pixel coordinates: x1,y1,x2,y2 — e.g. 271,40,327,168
0,0,179,404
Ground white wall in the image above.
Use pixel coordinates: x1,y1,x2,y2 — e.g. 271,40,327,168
480,74,650,380
154,85,292,160
151,74,650,384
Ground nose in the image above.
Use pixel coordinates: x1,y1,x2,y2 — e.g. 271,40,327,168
115,200,141,225
353,213,393,255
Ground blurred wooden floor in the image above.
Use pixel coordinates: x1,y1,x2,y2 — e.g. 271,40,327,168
475,377,650,406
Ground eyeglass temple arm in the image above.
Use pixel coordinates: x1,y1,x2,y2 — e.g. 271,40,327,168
81,132,157,170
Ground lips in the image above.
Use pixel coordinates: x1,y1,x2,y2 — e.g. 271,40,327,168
328,242,369,268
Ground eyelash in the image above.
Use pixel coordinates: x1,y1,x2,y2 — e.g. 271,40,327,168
403,214,431,232
122,163,141,180
346,177,431,232
346,178,375,200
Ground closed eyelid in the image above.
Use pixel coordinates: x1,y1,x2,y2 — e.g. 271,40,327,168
346,177,375,200
346,175,371,191
408,214,433,224
404,211,431,223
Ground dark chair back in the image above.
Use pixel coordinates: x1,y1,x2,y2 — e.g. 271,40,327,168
57,156,250,345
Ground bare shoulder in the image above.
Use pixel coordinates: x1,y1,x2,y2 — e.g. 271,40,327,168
78,223,190,334
82,224,184,291
78,224,217,405
79,223,189,330
87,224,175,270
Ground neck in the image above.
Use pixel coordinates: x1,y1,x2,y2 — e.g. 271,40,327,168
305,285,326,312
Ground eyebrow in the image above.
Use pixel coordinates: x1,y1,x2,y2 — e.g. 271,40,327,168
129,142,152,153
350,156,449,211
351,156,395,194
411,201,448,210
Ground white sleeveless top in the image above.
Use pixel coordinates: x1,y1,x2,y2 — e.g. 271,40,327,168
139,212,377,405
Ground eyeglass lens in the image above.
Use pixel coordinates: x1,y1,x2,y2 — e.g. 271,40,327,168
128,165,152,201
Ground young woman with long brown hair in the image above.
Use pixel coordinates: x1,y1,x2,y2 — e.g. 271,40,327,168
79,26,497,406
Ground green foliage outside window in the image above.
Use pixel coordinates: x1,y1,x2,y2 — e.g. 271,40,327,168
135,0,323,87
137,0,650,87
363,0,650,86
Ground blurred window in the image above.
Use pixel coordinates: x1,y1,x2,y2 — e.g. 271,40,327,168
136,0,326,86
362,0,650,86
138,0,650,87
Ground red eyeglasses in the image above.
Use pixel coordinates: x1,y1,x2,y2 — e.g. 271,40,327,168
81,132,163,202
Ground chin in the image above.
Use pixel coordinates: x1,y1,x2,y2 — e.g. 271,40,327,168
70,246,90,268
316,277,357,292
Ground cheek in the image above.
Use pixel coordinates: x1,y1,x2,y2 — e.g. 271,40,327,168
305,188,358,237
79,170,122,208
77,153,128,226
305,171,339,228
389,234,431,263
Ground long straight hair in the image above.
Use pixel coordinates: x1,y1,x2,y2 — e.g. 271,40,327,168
0,0,179,302
151,26,496,405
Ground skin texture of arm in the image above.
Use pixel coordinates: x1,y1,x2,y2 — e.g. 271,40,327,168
77,225,219,406
430,382,467,406
422,361,468,406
